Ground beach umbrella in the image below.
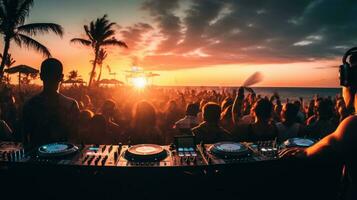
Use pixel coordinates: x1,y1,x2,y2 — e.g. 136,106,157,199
62,79,86,85
146,72,160,77
98,78,124,86
4,65,39,90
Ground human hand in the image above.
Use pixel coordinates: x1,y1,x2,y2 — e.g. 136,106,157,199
278,147,307,159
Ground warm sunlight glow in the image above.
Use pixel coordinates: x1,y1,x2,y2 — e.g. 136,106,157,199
132,77,147,89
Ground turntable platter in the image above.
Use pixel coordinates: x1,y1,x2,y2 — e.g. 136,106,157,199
124,144,167,162
283,138,315,148
209,142,250,158
38,143,79,157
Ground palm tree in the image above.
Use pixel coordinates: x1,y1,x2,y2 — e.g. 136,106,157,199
67,70,80,81
96,48,107,83
0,0,64,79
71,14,127,87
0,53,15,68
0,53,15,84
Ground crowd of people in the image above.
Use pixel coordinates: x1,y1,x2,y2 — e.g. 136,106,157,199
0,58,348,148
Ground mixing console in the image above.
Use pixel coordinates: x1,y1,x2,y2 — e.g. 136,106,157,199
0,138,314,168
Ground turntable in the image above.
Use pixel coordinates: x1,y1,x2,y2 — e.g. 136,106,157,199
281,138,315,148
124,144,168,162
38,142,79,158
208,142,251,159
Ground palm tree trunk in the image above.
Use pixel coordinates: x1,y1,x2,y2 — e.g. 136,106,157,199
18,72,21,91
0,37,11,80
97,64,103,83
88,47,99,87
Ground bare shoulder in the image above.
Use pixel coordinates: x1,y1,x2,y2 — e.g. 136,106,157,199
335,115,357,143
339,115,357,130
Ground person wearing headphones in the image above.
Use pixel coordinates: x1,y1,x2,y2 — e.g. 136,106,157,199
280,47,357,199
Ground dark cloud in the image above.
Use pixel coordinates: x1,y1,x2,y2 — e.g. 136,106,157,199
142,0,182,52
120,23,154,52
175,0,225,52
140,0,357,70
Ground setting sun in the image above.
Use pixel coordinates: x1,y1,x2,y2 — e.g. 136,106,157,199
132,77,147,89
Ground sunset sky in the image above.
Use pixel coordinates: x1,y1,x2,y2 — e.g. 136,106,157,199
2,0,357,87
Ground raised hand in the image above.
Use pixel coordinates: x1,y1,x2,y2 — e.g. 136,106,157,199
238,86,245,99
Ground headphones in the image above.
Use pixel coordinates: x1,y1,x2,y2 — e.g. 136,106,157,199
340,47,357,86
342,47,357,66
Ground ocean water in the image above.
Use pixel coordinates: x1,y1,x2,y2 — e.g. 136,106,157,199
251,87,341,101
163,86,341,102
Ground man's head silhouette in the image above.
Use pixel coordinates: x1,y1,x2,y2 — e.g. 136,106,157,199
40,58,64,91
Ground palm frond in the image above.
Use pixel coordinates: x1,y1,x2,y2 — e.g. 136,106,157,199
70,38,92,46
16,0,34,25
0,1,5,20
2,0,18,27
0,53,16,67
96,49,107,65
17,23,64,37
102,39,128,48
84,25,94,41
101,29,115,41
103,22,116,32
16,33,51,57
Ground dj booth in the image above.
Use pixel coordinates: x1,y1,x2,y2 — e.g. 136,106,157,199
0,138,343,200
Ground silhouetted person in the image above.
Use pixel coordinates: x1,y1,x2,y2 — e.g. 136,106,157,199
101,99,121,124
23,58,80,147
78,109,94,143
336,98,349,122
192,102,231,144
126,101,163,144
101,99,122,138
86,114,115,144
174,103,199,134
233,89,278,142
220,104,234,132
276,103,304,142
306,98,338,139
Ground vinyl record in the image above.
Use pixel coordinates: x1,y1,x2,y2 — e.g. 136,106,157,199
209,142,250,158
124,144,167,162
38,142,79,157
282,138,315,148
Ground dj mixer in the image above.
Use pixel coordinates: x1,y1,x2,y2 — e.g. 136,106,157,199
0,138,342,200
0,137,316,168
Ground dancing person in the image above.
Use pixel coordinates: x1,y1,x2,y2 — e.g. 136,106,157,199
220,105,235,132
77,109,94,143
174,103,200,134
233,88,278,142
306,98,338,139
192,102,231,144
126,101,163,144
276,103,304,142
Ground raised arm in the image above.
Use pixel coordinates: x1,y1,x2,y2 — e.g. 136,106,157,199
232,87,244,124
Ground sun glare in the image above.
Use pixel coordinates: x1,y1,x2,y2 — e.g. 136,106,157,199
132,77,147,88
